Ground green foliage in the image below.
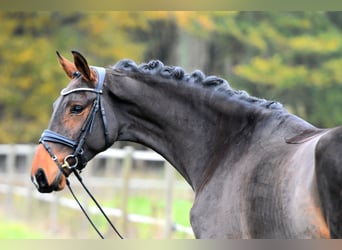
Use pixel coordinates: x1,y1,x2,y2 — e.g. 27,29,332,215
0,219,45,238
0,12,145,143
1,11,342,143
206,12,342,127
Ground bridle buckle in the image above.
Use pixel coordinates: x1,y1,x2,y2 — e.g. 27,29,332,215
62,154,79,169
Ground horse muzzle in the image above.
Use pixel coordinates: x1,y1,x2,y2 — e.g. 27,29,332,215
31,144,70,193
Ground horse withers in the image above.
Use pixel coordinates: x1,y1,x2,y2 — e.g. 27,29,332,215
31,51,342,238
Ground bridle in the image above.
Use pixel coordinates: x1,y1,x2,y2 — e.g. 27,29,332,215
38,66,124,239
40,66,109,172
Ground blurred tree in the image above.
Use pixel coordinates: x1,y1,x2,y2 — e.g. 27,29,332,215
228,12,342,127
1,11,342,143
0,12,145,143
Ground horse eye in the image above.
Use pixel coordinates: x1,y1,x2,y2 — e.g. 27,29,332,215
70,105,84,114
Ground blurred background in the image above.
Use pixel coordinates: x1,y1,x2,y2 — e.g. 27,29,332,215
1,11,342,239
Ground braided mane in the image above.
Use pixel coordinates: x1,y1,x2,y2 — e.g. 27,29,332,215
112,59,283,110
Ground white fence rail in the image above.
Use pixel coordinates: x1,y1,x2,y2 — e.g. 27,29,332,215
0,144,194,238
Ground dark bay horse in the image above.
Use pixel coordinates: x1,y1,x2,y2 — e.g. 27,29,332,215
31,51,342,238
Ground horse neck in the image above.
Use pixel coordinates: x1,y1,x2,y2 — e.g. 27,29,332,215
105,70,310,191
107,73,262,190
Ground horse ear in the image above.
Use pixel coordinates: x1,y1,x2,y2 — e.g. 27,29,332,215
56,51,77,79
71,50,97,83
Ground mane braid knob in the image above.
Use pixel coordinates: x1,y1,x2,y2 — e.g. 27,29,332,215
159,66,173,78
171,67,185,80
202,76,229,88
187,70,206,84
138,60,164,74
114,59,138,72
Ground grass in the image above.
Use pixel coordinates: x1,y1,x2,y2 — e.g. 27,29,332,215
0,190,194,239
0,169,194,239
0,218,46,239
79,194,194,238
105,194,192,224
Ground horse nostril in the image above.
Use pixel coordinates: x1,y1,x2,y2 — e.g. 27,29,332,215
34,168,48,189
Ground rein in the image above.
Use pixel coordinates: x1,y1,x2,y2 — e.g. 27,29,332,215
39,66,124,239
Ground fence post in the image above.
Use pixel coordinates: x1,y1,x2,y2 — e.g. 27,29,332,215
49,192,59,234
164,161,174,238
121,146,133,236
24,145,36,222
5,144,15,217
81,159,93,238
104,155,118,200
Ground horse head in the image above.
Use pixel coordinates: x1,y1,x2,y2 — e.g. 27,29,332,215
31,51,117,193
